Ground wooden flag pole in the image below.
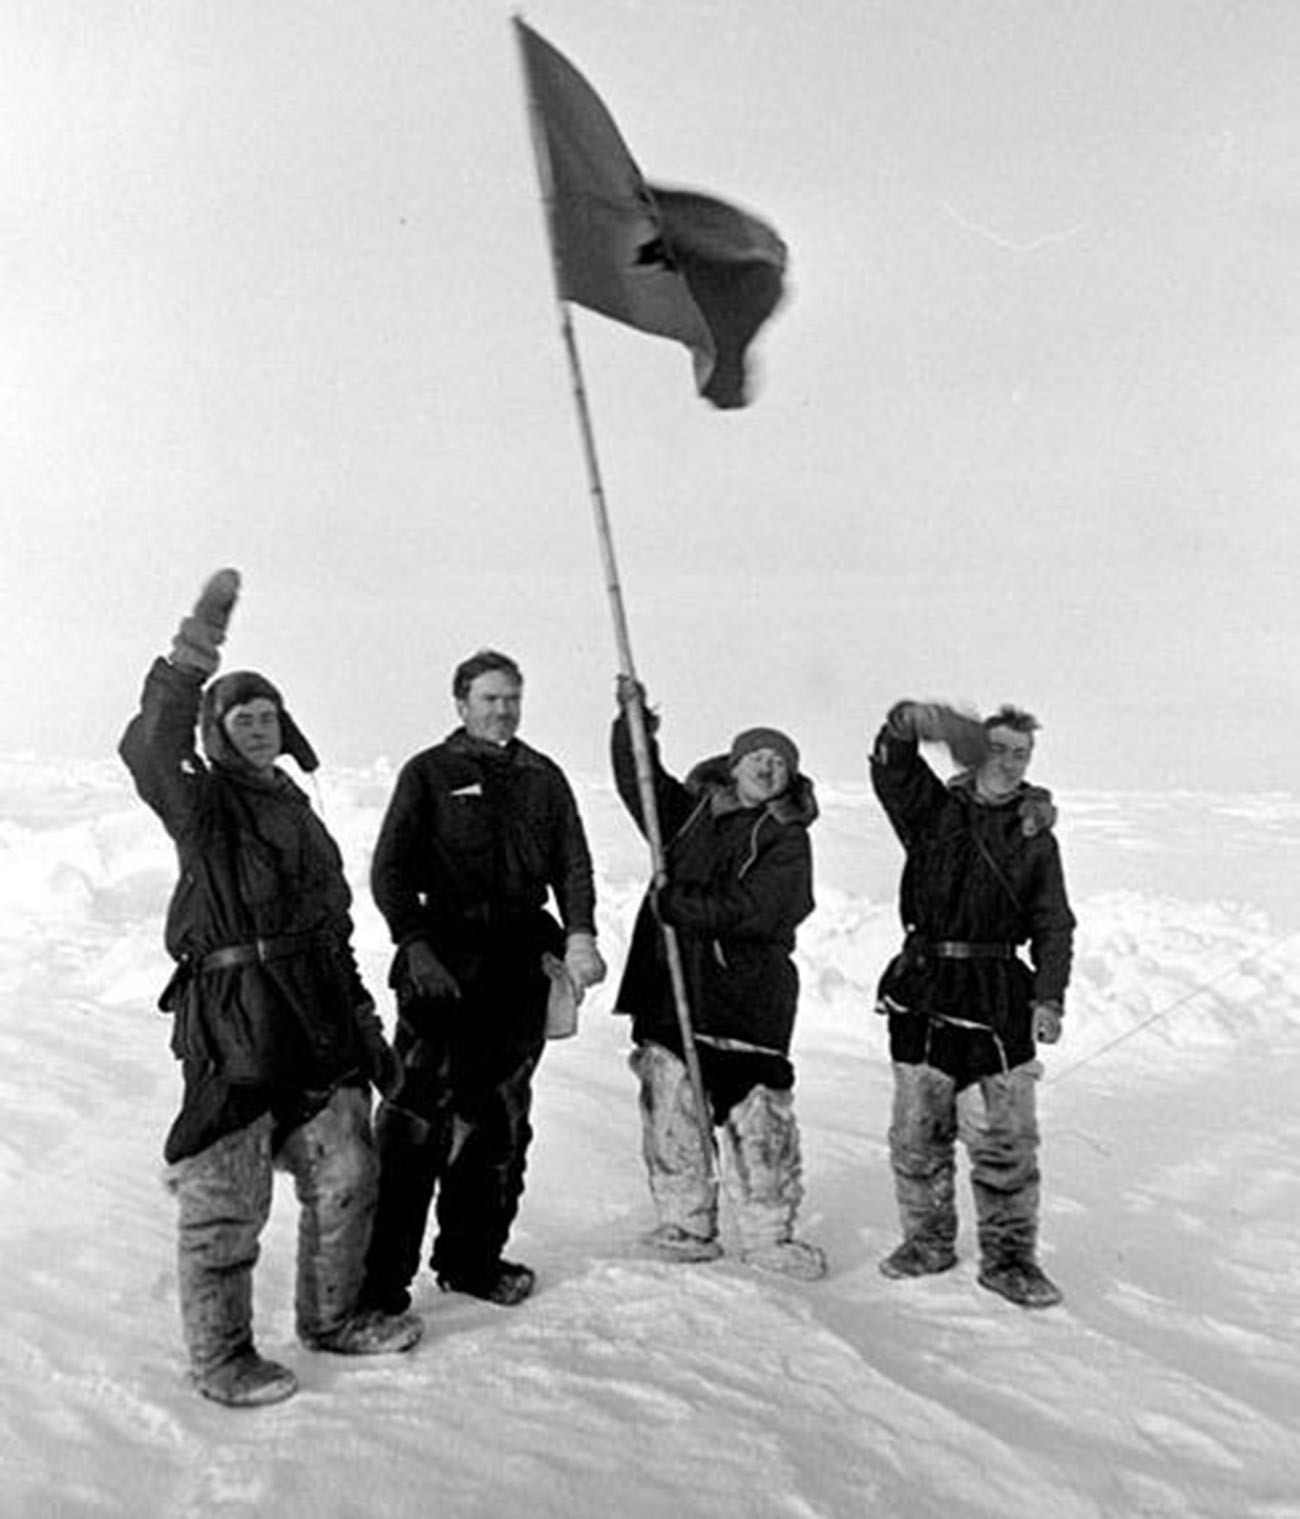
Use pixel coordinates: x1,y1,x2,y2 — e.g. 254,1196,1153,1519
515,21,717,1174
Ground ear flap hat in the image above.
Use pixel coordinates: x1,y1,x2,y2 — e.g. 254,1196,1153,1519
200,670,319,773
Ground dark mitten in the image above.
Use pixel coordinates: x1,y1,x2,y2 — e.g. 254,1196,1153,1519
910,702,990,769
171,568,241,676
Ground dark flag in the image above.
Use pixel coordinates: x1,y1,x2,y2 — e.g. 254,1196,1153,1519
515,18,787,409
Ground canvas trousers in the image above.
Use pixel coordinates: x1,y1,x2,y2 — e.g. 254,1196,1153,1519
631,1041,807,1251
167,1084,378,1376
361,1043,541,1309
887,1059,1042,1267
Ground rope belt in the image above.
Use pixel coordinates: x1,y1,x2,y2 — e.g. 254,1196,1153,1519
200,930,325,973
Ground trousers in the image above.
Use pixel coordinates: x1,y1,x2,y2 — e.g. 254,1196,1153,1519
362,1035,541,1310
167,1084,378,1375
631,1041,806,1251
887,1059,1043,1266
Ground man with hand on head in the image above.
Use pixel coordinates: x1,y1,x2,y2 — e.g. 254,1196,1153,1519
359,650,604,1312
119,570,422,1409
870,699,1075,1308
610,677,826,1281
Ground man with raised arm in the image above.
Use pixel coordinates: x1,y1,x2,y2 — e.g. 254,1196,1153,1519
870,700,1075,1308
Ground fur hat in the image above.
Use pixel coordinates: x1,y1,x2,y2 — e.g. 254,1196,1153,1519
200,670,319,773
728,726,800,776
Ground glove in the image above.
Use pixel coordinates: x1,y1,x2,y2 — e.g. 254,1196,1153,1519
563,932,606,1003
171,568,241,676
355,1005,404,1099
1032,1001,1064,1045
404,940,461,1001
1019,789,1058,838
615,675,660,735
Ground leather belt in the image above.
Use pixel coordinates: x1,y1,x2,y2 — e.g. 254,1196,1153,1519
927,940,1016,961
200,931,324,973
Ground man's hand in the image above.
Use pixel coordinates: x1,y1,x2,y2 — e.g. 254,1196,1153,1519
615,675,660,735
564,932,606,1003
1032,1001,1063,1045
405,940,461,1001
354,1002,404,1099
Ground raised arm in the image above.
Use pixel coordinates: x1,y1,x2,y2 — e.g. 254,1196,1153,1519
118,569,241,843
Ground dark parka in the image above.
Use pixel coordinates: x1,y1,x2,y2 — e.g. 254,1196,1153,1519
611,713,817,1061
120,658,374,1162
370,729,597,1061
870,719,1075,1078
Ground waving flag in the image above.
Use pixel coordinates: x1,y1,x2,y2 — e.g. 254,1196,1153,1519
515,18,787,409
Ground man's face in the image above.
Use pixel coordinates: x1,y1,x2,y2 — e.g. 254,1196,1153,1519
732,748,792,808
975,724,1033,799
458,670,522,746
223,698,281,772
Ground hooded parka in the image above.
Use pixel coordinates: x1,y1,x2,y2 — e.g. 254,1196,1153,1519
870,718,1075,1079
120,657,374,1162
611,712,817,1067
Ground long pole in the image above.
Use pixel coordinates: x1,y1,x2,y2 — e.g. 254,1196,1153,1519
515,26,716,1173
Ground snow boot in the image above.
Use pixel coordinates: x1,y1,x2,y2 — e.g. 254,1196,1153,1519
887,1064,959,1271
879,1238,959,1279
194,1350,298,1408
641,1223,724,1263
278,1087,382,1350
169,1116,276,1400
721,1085,827,1281
630,1042,719,1244
305,1306,425,1355
744,1239,828,1282
438,1258,536,1307
977,1258,1063,1309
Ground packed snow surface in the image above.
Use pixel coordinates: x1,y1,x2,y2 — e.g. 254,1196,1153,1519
2,758,1297,1518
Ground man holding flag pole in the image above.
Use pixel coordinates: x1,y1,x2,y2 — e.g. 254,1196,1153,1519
511,15,793,1198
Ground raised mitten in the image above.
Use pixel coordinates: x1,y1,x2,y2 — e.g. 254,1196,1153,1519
171,568,241,676
912,702,990,769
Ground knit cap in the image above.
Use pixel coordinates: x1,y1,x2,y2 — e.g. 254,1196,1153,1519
728,726,800,776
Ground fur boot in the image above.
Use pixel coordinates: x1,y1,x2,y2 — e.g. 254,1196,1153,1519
721,1085,826,1281
169,1114,288,1403
884,1062,959,1274
630,1043,718,1255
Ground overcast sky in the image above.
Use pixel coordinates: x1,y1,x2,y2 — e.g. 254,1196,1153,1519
2,0,1296,791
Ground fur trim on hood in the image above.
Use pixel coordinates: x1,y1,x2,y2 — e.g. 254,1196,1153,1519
948,770,1057,837
684,753,819,828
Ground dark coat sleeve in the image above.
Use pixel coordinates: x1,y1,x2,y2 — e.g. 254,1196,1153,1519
118,657,212,846
610,711,698,845
1024,836,1075,1005
370,757,437,949
869,720,949,848
544,767,597,936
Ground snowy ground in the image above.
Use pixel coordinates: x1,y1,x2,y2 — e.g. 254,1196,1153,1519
2,756,1297,1519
